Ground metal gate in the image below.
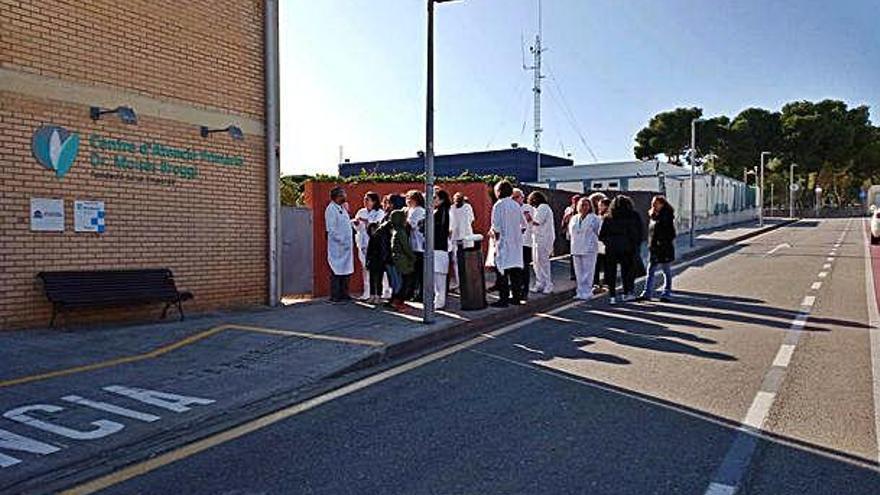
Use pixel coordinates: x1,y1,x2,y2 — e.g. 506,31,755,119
281,206,313,296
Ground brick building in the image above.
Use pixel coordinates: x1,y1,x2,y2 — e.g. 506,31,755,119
0,1,280,329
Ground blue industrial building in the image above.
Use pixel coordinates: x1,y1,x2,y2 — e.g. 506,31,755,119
338,147,572,183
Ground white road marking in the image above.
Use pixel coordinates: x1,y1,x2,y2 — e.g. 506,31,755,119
743,391,776,429
705,222,848,495
861,219,880,464
765,243,791,256
705,482,737,495
827,257,835,262
823,263,832,269
772,344,796,368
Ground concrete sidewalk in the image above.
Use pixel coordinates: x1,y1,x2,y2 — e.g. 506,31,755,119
0,218,789,493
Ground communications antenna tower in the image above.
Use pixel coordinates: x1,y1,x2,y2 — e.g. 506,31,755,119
523,0,544,179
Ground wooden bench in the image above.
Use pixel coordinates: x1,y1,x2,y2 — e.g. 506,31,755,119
37,269,193,328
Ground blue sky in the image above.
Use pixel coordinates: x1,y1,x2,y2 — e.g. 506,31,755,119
280,0,879,176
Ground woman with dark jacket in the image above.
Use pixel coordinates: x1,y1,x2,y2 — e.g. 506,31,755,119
639,195,676,302
598,195,643,304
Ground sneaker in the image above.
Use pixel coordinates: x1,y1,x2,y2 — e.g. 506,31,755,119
608,297,617,305
659,293,672,302
621,294,635,302
635,293,651,302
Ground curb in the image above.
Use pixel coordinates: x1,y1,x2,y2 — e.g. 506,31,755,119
333,218,798,376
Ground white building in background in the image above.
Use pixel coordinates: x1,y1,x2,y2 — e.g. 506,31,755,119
531,159,758,233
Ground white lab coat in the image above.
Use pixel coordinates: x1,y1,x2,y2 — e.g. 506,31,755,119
521,203,536,247
325,202,354,276
449,203,475,241
491,197,525,274
569,212,601,299
569,213,602,255
407,206,426,253
532,203,555,292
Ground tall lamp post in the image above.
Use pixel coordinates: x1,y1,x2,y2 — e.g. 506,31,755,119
759,151,771,227
789,163,798,218
689,118,705,248
424,0,458,324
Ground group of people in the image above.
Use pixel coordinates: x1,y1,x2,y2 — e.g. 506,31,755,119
324,180,678,311
324,186,475,311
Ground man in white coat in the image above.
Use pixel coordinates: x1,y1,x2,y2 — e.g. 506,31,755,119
512,188,535,300
325,186,354,302
490,181,526,308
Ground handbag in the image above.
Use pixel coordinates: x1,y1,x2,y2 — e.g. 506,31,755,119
633,252,647,278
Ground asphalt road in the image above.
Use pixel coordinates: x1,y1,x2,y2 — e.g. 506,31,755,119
84,218,880,495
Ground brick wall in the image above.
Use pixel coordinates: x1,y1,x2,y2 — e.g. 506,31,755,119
0,0,264,118
0,1,268,329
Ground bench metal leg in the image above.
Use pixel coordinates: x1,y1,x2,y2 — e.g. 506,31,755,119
177,298,185,321
160,302,171,320
49,304,59,329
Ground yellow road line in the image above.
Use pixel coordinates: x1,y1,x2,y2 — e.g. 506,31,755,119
58,304,574,495
230,325,384,347
0,324,384,389
0,327,226,389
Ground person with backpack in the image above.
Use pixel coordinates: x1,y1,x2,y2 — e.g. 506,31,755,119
365,222,389,305
639,195,676,302
599,195,643,304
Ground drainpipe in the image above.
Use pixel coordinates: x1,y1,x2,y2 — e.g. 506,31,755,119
265,0,281,306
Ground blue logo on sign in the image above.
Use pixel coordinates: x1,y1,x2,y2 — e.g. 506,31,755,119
32,125,81,178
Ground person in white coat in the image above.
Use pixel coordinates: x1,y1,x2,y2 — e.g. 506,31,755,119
528,191,555,294
569,197,602,300
352,191,385,300
490,181,526,307
405,190,426,301
448,192,474,291
512,188,535,300
325,187,354,302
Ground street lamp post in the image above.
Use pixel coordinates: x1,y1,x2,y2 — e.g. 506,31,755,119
423,0,457,324
815,186,823,217
689,118,705,248
789,163,798,218
759,151,770,227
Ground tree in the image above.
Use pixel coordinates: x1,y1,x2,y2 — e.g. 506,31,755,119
634,107,703,164
715,108,782,178
780,100,874,202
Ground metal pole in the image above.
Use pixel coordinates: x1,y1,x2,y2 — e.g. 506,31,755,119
759,152,769,227
423,0,436,324
770,182,774,217
265,0,281,306
789,163,797,218
689,119,698,248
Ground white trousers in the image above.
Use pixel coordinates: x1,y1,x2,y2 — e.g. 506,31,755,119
532,244,553,292
434,249,450,309
357,247,370,298
573,252,598,299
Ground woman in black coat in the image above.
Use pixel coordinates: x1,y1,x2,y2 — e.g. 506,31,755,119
598,195,643,304
639,195,676,301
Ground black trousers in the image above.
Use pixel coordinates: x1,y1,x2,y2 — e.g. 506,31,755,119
522,246,533,297
604,252,635,297
496,267,524,304
593,253,605,286
412,252,424,300
330,274,350,301
369,268,385,296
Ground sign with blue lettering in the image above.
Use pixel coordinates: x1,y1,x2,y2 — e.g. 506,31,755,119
74,200,105,233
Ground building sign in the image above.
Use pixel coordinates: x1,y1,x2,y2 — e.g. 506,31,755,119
30,198,65,232
31,126,80,179
74,200,105,233
31,125,245,187
88,134,244,186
